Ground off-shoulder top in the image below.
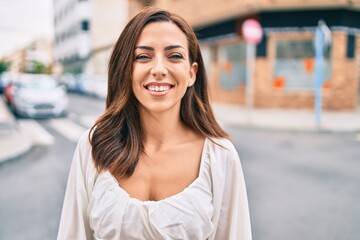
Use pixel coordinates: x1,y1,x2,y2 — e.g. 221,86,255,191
57,131,252,240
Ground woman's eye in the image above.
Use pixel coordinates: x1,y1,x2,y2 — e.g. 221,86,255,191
135,55,150,61
169,54,184,60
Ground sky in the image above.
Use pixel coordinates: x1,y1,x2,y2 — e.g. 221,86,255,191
0,0,54,57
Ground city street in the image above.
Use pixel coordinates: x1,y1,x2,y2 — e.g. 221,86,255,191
0,94,359,240
226,125,360,240
0,94,105,239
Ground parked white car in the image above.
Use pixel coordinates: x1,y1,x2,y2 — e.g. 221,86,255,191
12,74,68,118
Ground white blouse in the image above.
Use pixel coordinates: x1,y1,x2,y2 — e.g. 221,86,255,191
57,131,252,240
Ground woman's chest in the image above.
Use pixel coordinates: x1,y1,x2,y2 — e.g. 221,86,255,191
118,143,204,201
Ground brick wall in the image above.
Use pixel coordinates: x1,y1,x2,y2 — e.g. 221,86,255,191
208,31,359,110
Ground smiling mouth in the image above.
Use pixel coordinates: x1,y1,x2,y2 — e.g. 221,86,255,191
144,83,174,93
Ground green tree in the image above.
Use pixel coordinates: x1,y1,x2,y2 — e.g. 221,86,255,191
0,60,10,74
23,60,50,74
33,60,48,74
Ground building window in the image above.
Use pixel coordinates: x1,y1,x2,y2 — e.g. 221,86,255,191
218,42,247,90
347,34,355,59
273,39,331,91
81,20,90,31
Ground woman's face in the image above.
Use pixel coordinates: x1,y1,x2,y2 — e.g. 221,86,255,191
131,21,198,115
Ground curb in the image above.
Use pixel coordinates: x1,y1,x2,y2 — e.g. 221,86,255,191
0,98,33,163
0,128,32,163
213,104,360,133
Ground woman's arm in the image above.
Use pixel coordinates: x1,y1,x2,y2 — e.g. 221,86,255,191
57,133,94,240
214,141,252,240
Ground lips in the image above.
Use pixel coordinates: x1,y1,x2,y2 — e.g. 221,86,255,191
144,82,174,93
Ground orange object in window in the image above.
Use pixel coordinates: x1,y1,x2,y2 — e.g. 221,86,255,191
222,61,233,73
322,81,331,91
273,76,285,89
304,58,314,73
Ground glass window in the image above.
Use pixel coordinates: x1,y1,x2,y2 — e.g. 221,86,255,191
219,42,247,90
274,39,331,91
81,20,90,31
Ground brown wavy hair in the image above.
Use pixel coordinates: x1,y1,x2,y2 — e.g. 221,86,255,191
89,7,228,179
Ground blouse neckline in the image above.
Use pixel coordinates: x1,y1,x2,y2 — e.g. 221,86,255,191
103,137,209,204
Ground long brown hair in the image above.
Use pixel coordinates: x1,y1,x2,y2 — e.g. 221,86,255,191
90,7,228,179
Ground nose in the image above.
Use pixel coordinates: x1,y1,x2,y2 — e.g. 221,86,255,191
150,58,168,79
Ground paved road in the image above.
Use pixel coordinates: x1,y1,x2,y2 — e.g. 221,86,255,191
0,94,104,240
0,94,359,240
226,125,360,240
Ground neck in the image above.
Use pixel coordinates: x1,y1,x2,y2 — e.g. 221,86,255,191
139,107,190,149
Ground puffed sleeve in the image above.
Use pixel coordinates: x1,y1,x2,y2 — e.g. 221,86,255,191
212,140,252,240
57,132,96,240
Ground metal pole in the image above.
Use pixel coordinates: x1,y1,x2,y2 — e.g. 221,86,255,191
314,26,325,127
246,42,255,123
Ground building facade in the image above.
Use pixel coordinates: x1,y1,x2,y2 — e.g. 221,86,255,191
54,0,91,73
130,0,360,110
89,0,129,75
54,0,128,75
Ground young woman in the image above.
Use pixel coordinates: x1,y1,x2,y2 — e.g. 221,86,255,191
58,7,251,240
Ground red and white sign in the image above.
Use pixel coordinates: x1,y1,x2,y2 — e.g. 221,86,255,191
242,19,263,45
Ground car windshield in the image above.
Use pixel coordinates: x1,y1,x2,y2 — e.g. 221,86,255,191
17,75,58,90
19,81,57,89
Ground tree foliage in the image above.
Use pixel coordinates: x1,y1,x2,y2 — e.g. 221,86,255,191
23,60,50,74
0,60,10,74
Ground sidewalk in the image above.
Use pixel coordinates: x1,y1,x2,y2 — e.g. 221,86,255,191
0,98,359,163
212,103,360,132
0,98,32,163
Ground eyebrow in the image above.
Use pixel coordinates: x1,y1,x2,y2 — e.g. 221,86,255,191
135,45,185,51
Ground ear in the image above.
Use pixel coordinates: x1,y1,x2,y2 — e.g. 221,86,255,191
188,62,198,87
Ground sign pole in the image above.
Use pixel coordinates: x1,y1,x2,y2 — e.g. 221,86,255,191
314,32,324,127
246,42,255,122
242,19,263,124
314,20,331,128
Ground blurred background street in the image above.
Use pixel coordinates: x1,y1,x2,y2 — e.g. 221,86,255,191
0,93,359,239
0,93,104,239
1,0,360,239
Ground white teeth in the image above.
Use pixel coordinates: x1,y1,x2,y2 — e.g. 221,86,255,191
147,85,170,92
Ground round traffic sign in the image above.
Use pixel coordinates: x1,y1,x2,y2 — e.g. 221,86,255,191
242,19,263,45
